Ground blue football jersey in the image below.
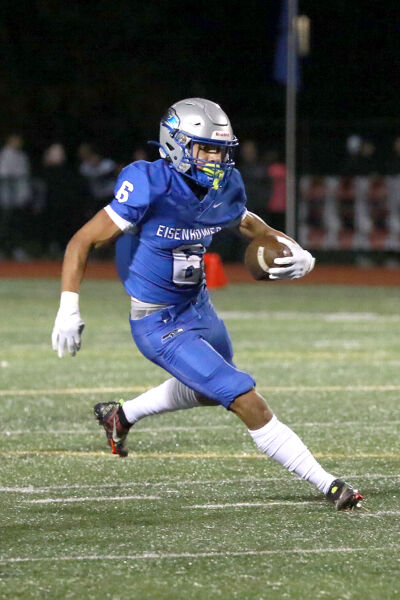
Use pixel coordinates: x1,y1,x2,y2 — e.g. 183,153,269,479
106,159,247,304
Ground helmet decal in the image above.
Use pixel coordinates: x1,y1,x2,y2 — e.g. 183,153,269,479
211,130,231,139
164,108,180,130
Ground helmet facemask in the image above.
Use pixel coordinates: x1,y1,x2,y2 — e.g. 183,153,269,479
172,130,237,190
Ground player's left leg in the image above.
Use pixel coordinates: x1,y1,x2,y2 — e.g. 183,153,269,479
198,293,363,509
231,389,363,510
231,388,334,493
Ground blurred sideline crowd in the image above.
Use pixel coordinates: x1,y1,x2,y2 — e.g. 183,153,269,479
1,133,400,263
299,134,400,259
0,135,146,261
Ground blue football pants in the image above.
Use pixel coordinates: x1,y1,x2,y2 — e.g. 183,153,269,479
129,288,255,409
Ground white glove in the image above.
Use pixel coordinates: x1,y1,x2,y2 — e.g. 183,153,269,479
268,236,315,280
52,292,85,358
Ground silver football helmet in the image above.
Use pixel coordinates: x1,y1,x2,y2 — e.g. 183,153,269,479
159,98,238,189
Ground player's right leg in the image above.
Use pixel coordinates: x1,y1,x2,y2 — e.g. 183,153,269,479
94,400,130,457
94,378,215,457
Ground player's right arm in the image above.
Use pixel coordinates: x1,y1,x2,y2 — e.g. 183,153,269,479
52,209,122,358
61,209,122,293
52,163,150,358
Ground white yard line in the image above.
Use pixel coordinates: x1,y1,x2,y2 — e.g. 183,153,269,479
24,495,160,504
2,421,399,436
0,546,397,564
358,510,400,518
183,501,315,509
0,386,148,397
3,473,398,495
2,384,400,397
291,421,400,428
1,449,399,459
1,425,231,435
1,477,285,493
219,310,400,322
0,473,398,494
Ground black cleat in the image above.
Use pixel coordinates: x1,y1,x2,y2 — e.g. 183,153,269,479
94,401,130,457
326,479,364,510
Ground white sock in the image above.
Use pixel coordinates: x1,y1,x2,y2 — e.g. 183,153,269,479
249,415,336,494
122,378,201,424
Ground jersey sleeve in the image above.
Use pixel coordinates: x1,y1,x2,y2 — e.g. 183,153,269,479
226,208,247,229
105,164,151,232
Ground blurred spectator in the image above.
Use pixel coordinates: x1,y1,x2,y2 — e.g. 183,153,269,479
239,140,270,222
359,141,379,175
264,150,286,232
336,176,356,232
385,136,400,175
0,134,31,259
343,138,379,176
0,134,31,209
346,134,362,158
77,142,118,213
43,142,65,167
40,143,89,256
132,146,149,162
366,176,390,232
298,176,337,249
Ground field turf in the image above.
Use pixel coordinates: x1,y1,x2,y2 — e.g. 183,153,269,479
0,278,399,599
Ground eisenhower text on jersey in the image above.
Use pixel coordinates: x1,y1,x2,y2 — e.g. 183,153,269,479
156,225,222,241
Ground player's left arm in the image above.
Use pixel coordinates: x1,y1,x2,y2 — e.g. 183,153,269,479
238,210,291,241
238,210,315,280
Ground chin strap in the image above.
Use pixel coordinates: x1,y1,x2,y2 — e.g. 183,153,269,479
196,163,225,189
147,139,169,159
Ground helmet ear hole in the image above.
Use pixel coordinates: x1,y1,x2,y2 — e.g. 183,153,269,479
175,132,188,145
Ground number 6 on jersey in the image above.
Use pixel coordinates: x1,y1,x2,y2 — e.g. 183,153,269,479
116,180,134,203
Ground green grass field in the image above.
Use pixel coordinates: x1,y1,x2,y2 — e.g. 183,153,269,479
0,278,399,599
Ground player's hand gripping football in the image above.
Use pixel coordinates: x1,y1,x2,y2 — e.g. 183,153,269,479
268,236,315,280
52,292,85,358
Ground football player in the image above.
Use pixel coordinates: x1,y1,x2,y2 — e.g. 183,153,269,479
52,98,363,510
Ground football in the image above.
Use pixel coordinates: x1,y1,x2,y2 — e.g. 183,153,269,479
244,235,292,280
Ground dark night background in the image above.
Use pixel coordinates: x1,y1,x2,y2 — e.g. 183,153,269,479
1,0,400,172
